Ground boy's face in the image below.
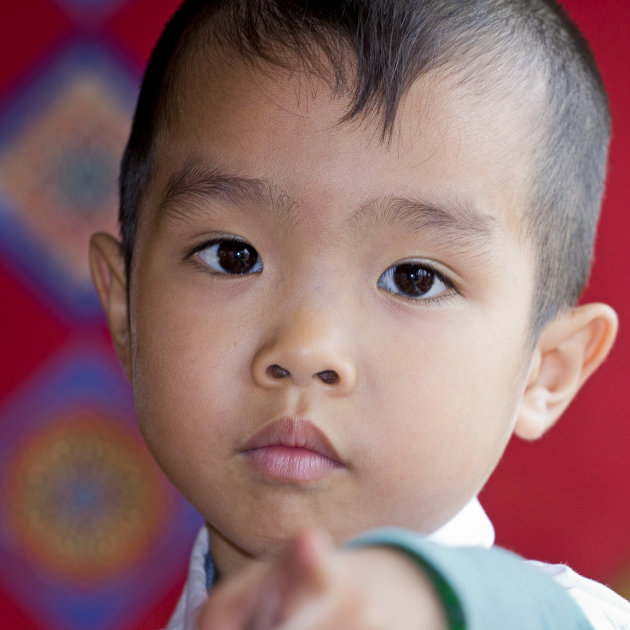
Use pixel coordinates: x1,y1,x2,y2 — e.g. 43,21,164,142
127,59,540,574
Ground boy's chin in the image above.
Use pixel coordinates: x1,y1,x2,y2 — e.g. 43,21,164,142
204,504,453,562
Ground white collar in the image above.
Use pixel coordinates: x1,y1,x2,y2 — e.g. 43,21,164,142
426,498,495,549
164,498,494,630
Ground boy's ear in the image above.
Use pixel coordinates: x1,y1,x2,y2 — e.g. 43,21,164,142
89,232,132,382
515,303,618,441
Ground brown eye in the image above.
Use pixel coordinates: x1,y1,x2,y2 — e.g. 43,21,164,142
394,263,435,296
197,239,262,275
378,262,451,300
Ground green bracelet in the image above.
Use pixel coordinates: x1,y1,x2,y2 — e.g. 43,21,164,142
347,531,466,630
400,548,466,630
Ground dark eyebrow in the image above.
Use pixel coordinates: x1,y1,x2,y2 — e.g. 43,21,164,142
157,160,297,225
349,196,498,258
158,160,498,258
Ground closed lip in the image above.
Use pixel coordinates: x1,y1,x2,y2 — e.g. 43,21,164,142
242,417,343,464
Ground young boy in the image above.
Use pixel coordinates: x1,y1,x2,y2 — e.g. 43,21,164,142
89,0,630,628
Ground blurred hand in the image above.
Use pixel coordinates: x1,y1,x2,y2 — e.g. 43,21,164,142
196,530,448,630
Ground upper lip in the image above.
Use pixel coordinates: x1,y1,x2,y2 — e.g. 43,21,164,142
242,417,342,463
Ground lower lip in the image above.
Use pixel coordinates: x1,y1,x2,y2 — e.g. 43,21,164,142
243,446,342,482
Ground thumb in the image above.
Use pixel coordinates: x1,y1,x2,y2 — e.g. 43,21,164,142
197,560,276,630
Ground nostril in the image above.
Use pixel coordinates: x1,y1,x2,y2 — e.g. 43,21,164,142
267,364,290,379
317,370,339,385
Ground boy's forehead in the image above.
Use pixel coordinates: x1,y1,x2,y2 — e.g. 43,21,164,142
148,55,539,244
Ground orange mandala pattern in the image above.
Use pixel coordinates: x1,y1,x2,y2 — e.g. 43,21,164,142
4,411,166,585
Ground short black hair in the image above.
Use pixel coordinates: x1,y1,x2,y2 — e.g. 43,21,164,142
119,0,610,334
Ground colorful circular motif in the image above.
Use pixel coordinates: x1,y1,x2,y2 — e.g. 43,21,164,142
0,73,127,285
3,411,168,585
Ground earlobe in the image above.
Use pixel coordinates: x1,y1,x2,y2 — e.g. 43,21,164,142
89,232,132,381
515,303,618,441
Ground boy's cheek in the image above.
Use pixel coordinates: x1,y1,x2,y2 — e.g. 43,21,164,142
128,305,242,446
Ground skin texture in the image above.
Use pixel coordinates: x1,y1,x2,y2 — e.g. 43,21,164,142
90,57,617,628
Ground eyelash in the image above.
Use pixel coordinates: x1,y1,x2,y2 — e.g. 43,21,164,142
188,238,459,304
188,237,263,275
377,261,458,304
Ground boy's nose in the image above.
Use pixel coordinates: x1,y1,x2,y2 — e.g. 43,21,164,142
251,310,357,395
